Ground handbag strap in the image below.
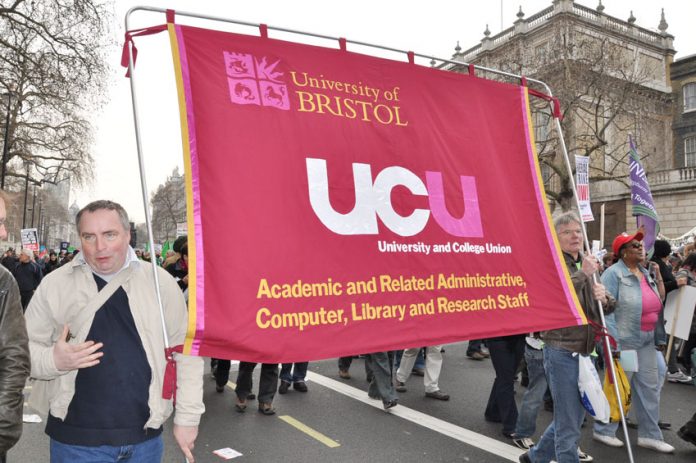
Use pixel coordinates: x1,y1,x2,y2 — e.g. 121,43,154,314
69,266,133,337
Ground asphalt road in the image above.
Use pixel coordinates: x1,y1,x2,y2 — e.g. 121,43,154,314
11,341,696,462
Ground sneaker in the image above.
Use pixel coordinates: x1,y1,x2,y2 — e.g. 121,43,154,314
278,380,291,394
512,437,535,450
215,384,225,393
678,426,696,447
338,369,351,379
412,367,425,377
293,381,308,392
425,390,450,401
479,346,491,358
667,370,693,384
577,447,593,462
518,452,532,463
467,351,486,361
637,437,674,453
592,432,624,448
395,381,407,392
383,399,398,410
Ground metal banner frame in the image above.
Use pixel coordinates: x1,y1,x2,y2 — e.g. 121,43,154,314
123,8,633,461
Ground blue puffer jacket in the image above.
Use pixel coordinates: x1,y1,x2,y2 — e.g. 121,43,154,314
601,259,664,350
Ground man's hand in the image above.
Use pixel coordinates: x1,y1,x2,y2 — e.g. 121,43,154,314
581,255,599,277
592,283,608,304
53,324,104,371
173,424,198,462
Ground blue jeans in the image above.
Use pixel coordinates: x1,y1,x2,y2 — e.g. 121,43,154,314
529,345,584,463
515,345,547,438
594,330,663,441
280,362,309,382
50,435,163,463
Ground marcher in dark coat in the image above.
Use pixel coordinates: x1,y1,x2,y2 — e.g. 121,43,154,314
12,249,43,311
0,193,31,462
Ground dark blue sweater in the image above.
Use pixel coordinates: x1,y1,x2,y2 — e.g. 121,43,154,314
46,274,162,445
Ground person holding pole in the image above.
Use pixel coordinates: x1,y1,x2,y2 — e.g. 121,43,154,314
25,201,204,462
592,231,675,453
520,212,612,463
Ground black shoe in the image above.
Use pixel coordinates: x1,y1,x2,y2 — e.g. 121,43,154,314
383,399,398,410
678,426,696,446
412,367,425,377
425,390,450,401
247,393,256,400
395,381,407,392
293,381,308,392
659,420,671,430
215,384,225,393
278,380,291,394
518,451,532,463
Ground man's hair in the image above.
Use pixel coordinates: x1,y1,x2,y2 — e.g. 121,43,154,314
553,211,582,230
76,200,130,232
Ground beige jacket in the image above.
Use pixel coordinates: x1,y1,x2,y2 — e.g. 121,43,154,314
25,258,204,429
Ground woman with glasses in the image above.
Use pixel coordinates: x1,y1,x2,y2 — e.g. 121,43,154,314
592,231,674,453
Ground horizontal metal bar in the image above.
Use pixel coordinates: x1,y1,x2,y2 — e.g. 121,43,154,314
124,6,555,99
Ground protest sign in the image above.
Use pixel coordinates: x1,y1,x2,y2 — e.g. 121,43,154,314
20,228,39,252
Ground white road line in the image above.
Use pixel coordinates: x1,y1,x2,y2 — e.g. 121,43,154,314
306,371,524,462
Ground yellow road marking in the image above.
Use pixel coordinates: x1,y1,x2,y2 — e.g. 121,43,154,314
278,415,340,448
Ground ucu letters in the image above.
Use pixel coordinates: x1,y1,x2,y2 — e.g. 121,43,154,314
306,158,483,237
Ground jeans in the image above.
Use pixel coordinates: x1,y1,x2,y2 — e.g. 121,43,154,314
485,336,525,435
280,362,308,383
529,345,584,463
515,345,547,438
50,436,163,463
366,352,397,404
396,345,443,393
235,362,279,404
594,330,663,441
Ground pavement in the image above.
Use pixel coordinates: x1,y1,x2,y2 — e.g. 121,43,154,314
11,341,696,462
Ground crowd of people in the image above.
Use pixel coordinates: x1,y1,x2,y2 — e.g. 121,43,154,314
0,194,695,463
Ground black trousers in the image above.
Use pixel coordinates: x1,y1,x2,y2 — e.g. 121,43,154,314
235,362,278,404
485,335,525,435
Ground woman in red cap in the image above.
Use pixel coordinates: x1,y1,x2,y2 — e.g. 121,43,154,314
592,230,674,453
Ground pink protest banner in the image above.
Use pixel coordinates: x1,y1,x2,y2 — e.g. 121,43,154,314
166,24,585,362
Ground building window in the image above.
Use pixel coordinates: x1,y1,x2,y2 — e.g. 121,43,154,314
685,83,696,112
686,136,696,167
533,110,549,144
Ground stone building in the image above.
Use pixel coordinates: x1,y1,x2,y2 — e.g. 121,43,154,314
448,0,695,244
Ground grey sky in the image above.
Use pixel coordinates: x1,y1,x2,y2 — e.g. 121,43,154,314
76,0,695,223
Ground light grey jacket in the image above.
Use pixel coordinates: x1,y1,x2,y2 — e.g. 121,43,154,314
25,257,204,429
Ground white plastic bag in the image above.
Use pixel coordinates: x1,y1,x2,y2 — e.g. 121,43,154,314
577,354,610,423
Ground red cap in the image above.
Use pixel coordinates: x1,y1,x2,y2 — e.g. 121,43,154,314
612,230,644,257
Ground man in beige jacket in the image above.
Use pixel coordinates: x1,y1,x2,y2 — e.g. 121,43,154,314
25,200,204,462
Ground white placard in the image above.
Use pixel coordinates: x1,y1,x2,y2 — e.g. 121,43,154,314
575,155,594,222
664,286,696,340
213,447,243,460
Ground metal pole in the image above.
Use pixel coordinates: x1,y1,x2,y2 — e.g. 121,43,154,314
22,164,29,229
125,9,170,350
31,183,37,227
1,92,11,190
